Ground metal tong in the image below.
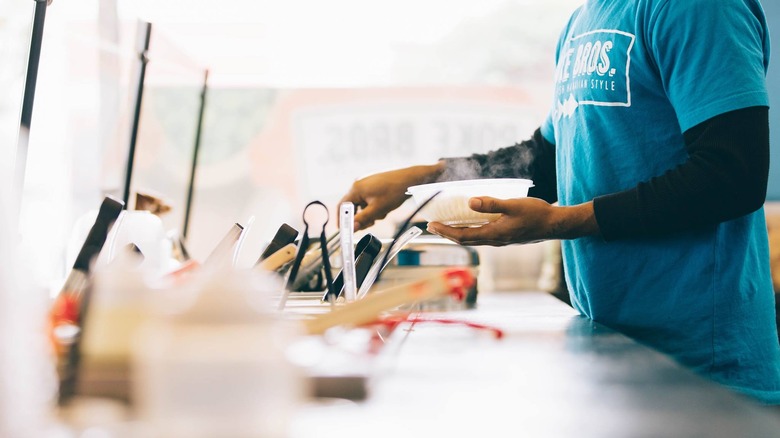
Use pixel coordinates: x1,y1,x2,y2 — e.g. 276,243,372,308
280,201,336,309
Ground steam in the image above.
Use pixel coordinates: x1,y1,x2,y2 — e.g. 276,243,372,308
438,157,482,181
438,141,537,181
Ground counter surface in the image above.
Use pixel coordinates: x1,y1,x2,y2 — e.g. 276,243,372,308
292,292,780,437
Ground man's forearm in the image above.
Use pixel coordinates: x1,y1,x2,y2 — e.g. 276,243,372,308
552,201,601,239
593,106,769,241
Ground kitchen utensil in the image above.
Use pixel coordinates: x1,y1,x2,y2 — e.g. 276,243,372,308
339,203,357,302
303,268,474,335
281,201,336,309
256,223,298,264
256,243,296,272
56,196,124,403
356,226,423,300
203,223,244,267
290,232,341,292
323,234,381,302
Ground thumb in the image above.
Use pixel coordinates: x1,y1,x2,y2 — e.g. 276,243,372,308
469,196,508,214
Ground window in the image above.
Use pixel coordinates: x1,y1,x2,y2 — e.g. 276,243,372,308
6,0,582,290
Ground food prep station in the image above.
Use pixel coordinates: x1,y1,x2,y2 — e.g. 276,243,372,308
3,1,780,436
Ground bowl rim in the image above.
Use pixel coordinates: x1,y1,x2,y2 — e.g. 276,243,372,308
407,178,534,194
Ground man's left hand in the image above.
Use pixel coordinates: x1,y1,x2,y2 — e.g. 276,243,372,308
426,197,600,246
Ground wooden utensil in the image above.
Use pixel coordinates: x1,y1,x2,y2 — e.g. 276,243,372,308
303,268,473,335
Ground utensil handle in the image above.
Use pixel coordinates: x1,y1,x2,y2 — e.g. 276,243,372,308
257,243,296,272
340,203,357,302
303,268,473,335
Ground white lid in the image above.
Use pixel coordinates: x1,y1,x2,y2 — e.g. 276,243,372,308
407,178,534,194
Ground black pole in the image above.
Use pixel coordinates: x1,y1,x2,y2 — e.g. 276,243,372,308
122,21,152,209
182,69,209,239
15,0,50,216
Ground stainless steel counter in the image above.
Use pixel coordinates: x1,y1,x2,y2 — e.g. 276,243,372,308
292,292,780,437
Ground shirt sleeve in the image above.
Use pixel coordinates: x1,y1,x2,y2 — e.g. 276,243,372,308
540,112,555,145
649,0,770,131
593,106,770,241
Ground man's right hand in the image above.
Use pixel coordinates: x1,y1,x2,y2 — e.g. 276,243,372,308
339,162,446,231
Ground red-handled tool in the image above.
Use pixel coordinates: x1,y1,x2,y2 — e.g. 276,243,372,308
303,268,474,335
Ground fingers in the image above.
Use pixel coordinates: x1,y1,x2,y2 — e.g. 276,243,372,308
469,196,509,214
426,222,507,246
354,218,372,231
338,186,367,228
353,204,388,231
338,188,366,211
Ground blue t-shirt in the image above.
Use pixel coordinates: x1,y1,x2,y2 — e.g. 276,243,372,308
540,0,780,403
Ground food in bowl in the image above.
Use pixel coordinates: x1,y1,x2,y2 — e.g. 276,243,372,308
406,178,534,227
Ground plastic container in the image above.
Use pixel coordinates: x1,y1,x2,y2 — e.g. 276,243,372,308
88,210,173,276
407,178,534,227
132,268,306,438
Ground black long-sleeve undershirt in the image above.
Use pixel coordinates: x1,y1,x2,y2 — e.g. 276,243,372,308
440,106,770,241
594,106,769,240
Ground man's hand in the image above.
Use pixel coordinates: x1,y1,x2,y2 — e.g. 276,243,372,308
339,162,446,231
426,197,600,246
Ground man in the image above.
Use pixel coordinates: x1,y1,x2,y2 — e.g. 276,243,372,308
340,0,780,403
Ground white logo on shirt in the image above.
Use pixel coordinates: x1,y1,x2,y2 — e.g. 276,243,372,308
553,29,636,121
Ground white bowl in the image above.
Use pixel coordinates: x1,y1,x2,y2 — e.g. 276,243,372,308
407,178,534,227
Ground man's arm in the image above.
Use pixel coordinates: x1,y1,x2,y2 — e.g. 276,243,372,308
428,107,769,245
593,106,769,240
340,126,557,231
